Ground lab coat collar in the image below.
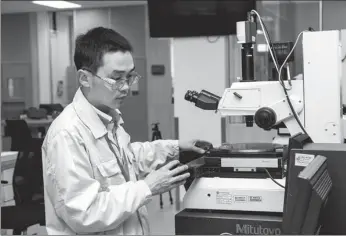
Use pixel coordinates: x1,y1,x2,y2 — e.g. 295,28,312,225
93,106,124,127
72,88,108,139
93,106,113,124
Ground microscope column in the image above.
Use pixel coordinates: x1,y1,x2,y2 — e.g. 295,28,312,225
241,43,255,81
236,13,257,126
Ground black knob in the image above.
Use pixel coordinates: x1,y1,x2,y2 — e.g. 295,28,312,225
254,107,277,130
245,116,254,127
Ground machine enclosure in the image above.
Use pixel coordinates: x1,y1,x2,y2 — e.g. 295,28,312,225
175,210,282,235
175,143,346,235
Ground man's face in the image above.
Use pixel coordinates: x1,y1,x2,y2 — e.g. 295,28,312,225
88,51,135,109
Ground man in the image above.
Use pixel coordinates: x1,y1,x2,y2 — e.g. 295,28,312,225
41,27,209,235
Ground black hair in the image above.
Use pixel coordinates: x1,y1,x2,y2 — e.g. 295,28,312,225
74,27,133,73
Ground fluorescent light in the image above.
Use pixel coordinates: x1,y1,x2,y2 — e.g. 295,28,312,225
32,1,81,9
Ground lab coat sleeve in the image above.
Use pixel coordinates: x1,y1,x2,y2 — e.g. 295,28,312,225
43,130,152,234
130,140,179,178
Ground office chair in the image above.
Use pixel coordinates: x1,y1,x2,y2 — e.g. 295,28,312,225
5,120,44,151
1,140,45,235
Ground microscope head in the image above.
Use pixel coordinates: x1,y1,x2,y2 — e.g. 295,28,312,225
185,90,221,111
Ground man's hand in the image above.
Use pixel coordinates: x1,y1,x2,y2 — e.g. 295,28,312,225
144,160,190,196
179,140,213,154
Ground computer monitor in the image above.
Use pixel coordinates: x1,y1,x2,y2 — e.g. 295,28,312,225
147,0,256,38
39,104,64,115
282,155,332,234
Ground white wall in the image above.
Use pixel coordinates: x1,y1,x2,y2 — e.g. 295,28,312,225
29,13,39,107
36,12,52,104
74,8,110,37
35,12,72,105
173,37,227,146
145,37,174,139
50,13,71,105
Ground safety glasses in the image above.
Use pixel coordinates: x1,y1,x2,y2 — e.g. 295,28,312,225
82,68,141,90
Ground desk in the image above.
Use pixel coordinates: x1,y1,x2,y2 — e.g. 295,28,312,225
1,151,18,206
1,151,18,172
23,117,54,137
24,117,54,128
1,117,54,137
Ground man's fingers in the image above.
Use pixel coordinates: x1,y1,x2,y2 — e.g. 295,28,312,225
160,180,187,195
170,180,187,189
170,172,190,183
170,164,188,176
164,160,180,170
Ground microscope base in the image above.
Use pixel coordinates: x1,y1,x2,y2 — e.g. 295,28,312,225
175,209,282,235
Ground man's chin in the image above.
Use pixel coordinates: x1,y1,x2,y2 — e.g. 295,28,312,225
112,99,124,108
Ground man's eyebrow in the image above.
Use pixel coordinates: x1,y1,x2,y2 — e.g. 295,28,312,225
113,67,135,74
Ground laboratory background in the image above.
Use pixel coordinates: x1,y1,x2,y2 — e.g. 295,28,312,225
1,0,346,235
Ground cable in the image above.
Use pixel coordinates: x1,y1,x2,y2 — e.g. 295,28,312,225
261,18,286,86
278,31,305,83
278,31,309,135
251,10,289,90
261,20,280,69
251,9,309,136
251,10,280,73
262,168,285,189
342,54,346,62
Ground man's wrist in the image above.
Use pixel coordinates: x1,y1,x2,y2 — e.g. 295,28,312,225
137,180,153,206
139,180,152,196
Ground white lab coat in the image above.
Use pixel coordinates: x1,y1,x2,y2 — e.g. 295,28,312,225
41,88,179,235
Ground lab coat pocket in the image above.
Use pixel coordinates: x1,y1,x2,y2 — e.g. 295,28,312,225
97,159,125,185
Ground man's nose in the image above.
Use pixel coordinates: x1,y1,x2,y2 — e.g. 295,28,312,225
121,82,130,92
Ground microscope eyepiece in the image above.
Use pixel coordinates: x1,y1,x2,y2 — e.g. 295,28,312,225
185,90,199,103
184,90,221,111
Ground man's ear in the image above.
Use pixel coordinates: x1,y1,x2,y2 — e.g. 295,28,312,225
77,70,91,88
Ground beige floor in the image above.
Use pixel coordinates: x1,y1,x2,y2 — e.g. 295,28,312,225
2,189,180,235
147,189,180,235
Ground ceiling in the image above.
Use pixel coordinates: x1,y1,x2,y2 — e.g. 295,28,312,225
1,1,147,14
1,0,320,14
262,0,319,4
